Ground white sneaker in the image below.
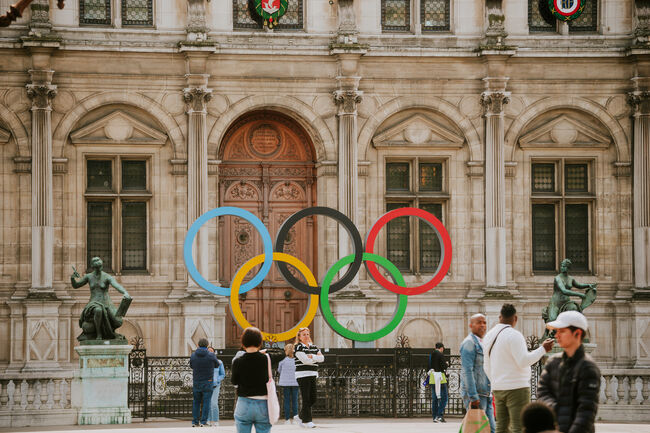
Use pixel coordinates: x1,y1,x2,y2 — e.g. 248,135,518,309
285,420,292,425
305,422,316,428
294,415,301,422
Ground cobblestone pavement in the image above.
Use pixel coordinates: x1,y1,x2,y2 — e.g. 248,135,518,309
2,418,648,433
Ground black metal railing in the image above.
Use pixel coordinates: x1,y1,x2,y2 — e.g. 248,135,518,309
129,347,541,420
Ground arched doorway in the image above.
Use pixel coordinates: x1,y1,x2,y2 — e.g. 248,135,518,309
219,110,316,348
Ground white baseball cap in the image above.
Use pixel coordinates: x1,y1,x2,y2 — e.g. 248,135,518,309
546,311,588,332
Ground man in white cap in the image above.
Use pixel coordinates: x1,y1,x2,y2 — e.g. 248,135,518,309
537,311,600,433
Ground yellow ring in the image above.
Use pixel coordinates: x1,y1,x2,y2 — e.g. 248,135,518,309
230,252,319,342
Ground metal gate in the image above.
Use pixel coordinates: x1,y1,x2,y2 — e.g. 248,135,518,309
129,347,541,420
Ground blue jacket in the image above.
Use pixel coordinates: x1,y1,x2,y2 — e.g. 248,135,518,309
213,359,225,386
460,333,491,401
190,347,219,383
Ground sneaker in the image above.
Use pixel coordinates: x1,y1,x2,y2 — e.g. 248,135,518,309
192,425,198,428
433,417,440,423
305,422,316,428
439,417,446,423
294,415,301,422
285,420,292,425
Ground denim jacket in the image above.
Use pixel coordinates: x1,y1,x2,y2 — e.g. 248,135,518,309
460,333,491,401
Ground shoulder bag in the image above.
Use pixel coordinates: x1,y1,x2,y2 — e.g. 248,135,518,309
266,353,280,424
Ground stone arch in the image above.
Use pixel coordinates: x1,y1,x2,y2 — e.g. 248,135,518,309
0,102,29,157
504,96,629,162
119,319,143,343
52,91,184,159
358,96,482,162
397,318,443,348
208,95,332,162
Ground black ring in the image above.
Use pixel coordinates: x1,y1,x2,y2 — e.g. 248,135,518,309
274,206,363,295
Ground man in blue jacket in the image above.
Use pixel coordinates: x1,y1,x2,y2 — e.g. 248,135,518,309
460,313,496,433
190,338,219,427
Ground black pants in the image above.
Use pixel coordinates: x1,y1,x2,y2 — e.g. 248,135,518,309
297,376,317,423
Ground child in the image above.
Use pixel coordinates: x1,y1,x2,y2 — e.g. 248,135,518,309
277,343,300,424
207,347,225,426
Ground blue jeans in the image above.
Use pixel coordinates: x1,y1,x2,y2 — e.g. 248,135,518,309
234,396,271,433
192,380,214,426
283,386,299,420
463,395,496,433
208,382,221,423
431,383,448,419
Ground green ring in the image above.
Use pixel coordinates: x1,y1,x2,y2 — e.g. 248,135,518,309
320,252,408,342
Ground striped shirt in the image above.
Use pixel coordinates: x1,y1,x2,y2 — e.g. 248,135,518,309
294,342,324,379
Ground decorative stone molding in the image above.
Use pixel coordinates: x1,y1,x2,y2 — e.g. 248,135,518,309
333,89,363,116
29,0,52,35
0,126,10,143
26,84,56,110
466,161,484,177
481,91,510,115
208,159,219,176
634,0,650,47
335,0,359,45
183,87,212,113
358,161,370,177
614,161,632,177
170,159,188,175
628,91,650,115
518,114,612,149
505,161,517,178
13,156,31,173
52,157,67,174
372,113,465,148
186,0,209,41
70,110,167,146
316,161,337,177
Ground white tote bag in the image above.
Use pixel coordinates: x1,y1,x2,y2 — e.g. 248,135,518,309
266,354,280,424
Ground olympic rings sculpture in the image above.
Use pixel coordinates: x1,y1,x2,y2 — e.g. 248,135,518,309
183,206,452,342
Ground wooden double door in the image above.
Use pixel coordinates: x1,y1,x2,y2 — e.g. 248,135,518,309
219,111,316,348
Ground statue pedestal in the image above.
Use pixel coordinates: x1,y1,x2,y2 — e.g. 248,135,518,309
72,344,132,425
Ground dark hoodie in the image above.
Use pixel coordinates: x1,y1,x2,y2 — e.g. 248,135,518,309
190,347,219,383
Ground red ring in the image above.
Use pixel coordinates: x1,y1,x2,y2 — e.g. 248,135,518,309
552,0,581,17
364,207,452,296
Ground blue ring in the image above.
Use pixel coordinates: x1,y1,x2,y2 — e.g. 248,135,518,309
183,207,273,296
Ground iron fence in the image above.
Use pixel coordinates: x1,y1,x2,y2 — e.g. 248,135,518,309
129,347,541,420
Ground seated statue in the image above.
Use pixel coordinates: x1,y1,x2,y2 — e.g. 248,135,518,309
71,257,132,342
542,258,597,340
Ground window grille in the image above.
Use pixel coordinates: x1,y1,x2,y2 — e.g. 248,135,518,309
233,0,303,30
80,0,111,26
87,160,113,192
122,160,147,191
532,204,556,271
528,0,555,32
565,164,588,193
386,163,410,191
565,204,589,271
87,202,113,271
382,0,410,31
122,0,153,26
387,202,411,270
532,163,555,193
569,0,597,32
421,0,449,32
419,203,442,271
122,202,147,271
419,162,443,192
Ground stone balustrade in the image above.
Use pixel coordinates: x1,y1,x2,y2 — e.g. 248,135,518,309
0,373,77,427
597,369,650,422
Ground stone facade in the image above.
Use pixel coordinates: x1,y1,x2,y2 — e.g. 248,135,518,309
0,0,649,385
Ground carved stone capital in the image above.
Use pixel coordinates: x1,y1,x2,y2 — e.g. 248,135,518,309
183,87,212,113
26,83,56,109
333,89,363,115
481,91,510,115
627,91,650,115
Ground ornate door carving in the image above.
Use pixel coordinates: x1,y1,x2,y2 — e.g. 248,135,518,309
219,111,316,348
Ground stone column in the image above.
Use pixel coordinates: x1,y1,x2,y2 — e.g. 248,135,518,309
628,90,650,290
27,70,56,293
183,84,212,291
481,89,509,290
333,82,363,264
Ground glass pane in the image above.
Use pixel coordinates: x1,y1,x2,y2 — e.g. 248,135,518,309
419,203,442,272
382,0,410,31
532,204,556,271
122,0,153,26
387,202,410,271
565,164,588,193
421,0,449,32
87,202,112,271
419,163,443,191
87,160,113,192
80,0,111,25
569,0,597,32
386,163,410,191
122,202,147,271
532,163,555,193
528,0,555,32
565,204,589,271
233,0,303,30
122,161,147,191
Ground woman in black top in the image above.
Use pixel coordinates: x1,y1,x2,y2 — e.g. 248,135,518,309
231,327,282,433
293,327,324,428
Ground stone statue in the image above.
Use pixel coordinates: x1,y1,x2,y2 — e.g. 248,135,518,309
542,258,597,340
71,257,132,343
